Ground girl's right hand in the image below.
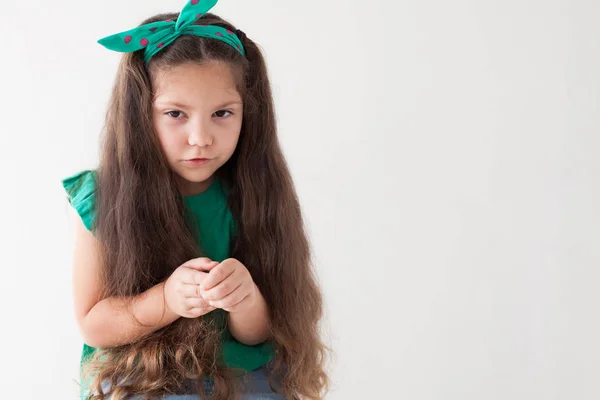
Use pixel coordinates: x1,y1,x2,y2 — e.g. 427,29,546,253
164,257,220,318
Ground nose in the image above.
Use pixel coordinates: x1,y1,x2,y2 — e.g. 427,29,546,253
187,120,213,147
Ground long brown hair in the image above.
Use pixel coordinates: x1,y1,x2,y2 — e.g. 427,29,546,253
82,11,330,400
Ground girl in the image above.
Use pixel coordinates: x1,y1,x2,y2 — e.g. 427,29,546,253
61,1,330,399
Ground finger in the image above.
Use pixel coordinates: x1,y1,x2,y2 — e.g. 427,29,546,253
201,262,236,290
223,297,251,312
182,257,220,272
180,283,202,298
202,273,242,301
187,306,216,317
185,296,210,308
207,283,250,309
179,268,208,285
214,293,250,311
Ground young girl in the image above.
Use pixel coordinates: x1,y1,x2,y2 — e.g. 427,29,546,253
61,1,330,399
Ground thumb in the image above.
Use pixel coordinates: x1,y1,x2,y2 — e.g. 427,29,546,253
182,257,219,272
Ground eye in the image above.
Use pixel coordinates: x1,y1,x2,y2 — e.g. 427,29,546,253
166,110,185,119
214,110,233,118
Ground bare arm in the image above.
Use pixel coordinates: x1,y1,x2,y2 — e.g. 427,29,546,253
226,284,271,346
81,282,180,348
71,213,180,349
199,259,271,346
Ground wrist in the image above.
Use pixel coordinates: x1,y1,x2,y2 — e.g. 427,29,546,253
159,281,179,320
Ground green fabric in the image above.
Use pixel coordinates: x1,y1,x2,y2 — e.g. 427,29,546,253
61,169,273,396
97,0,245,63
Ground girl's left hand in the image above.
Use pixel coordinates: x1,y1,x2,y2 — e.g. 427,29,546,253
199,258,257,313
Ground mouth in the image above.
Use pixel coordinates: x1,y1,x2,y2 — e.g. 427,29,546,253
183,158,211,166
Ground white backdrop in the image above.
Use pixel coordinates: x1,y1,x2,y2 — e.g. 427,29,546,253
1,0,598,399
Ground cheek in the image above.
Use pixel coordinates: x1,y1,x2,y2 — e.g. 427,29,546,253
223,120,242,151
155,125,181,158
220,129,241,156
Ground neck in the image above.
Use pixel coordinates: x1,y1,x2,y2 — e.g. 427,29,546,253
177,174,215,196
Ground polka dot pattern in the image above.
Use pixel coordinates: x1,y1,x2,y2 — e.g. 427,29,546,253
98,0,245,60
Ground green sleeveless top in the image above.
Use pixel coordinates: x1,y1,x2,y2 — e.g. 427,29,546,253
61,170,273,388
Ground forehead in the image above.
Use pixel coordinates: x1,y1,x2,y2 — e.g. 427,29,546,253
151,61,241,101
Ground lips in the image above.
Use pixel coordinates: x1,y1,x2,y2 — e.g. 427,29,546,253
183,158,211,166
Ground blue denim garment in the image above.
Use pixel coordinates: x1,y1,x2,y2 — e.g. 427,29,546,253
98,365,285,399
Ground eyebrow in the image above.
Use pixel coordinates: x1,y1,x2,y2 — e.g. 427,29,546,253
154,100,243,109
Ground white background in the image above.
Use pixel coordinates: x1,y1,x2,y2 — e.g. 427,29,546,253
1,0,598,399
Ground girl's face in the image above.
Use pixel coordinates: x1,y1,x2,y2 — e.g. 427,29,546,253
152,61,243,196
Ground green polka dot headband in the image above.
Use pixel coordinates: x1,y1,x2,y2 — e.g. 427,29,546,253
97,0,245,63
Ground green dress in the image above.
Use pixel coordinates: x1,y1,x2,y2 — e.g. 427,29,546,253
61,170,274,397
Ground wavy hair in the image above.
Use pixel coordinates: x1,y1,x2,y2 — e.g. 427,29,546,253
82,11,330,400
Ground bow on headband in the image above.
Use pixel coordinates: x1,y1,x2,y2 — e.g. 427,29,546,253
97,0,245,63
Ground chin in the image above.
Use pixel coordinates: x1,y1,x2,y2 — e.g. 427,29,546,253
178,169,215,183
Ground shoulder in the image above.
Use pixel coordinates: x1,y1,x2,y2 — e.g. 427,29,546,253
61,169,97,232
